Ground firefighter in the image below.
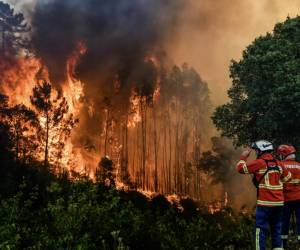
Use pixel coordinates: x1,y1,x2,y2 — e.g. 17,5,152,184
277,144,300,249
236,140,291,250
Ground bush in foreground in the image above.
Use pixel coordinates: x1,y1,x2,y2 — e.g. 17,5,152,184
0,177,254,250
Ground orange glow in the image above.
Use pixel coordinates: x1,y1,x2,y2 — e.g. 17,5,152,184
0,57,46,106
64,42,86,115
0,42,87,172
127,90,142,128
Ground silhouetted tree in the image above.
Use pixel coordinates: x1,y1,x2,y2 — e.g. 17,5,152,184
0,1,30,55
199,137,240,185
0,93,11,158
30,81,78,168
96,156,116,187
199,137,247,206
6,104,39,163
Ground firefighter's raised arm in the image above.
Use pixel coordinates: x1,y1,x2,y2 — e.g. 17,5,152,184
236,149,251,174
236,148,260,174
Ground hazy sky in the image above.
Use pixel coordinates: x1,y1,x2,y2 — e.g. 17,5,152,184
5,0,300,105
172,0,300,104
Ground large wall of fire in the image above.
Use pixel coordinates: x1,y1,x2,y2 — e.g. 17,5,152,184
0,0,218,200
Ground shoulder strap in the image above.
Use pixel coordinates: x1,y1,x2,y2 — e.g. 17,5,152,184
256,159,277,185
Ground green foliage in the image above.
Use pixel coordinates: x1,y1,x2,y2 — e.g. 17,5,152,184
0,175,254,250
213,16,300,147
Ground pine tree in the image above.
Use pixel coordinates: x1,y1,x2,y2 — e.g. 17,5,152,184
6,104,39,163
0,1,29,55
30,81,78,168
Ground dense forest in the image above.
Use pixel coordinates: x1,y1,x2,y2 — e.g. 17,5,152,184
2,0,300,249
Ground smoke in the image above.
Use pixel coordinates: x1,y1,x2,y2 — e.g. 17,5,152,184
200,137,255,209
2,0,37,21
171,0,300,105
32,0,209,184
6,0,300,106
3,0,300,201
32,0,184,90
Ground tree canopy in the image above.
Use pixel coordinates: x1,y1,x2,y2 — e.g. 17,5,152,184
0,1,29,55
213,16,300,147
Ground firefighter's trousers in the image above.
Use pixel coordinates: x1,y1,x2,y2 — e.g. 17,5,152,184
255,206,283,250
281,200,300,248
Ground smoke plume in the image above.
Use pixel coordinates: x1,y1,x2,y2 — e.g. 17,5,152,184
32,0,183,89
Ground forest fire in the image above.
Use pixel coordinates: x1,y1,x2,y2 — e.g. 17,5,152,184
0,0,247,209
0,57,42,106
0,41,88,172
4,1,300,249
64,42,86,113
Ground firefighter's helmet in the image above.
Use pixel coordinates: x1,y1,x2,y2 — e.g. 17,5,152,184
251,140,274,153
277,144,296,159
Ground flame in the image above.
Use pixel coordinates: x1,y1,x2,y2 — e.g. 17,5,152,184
208,192,229,214
153,86,161,103
0,57,45,106
64,42,86,115
60,42,87,171
127,90,142,128
0,46,225,208
0,42,87,172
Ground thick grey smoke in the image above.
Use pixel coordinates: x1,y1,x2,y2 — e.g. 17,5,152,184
32,0,184,92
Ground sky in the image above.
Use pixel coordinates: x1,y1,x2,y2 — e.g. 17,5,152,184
4,0,300,105
171,0,300,105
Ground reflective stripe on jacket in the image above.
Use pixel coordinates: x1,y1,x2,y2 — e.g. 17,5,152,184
282,160,300,202
236,153,291,207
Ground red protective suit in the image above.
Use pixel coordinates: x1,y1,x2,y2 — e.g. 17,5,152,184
236,153,291,206
281,159,300,202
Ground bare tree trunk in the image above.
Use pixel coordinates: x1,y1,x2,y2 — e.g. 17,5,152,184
15,131,20,162
120,115,129,184
168,111,172,193
44,113,49,168
174,120,179,193
104,109,110,156
125,116,129,181
153,105,158,192
137,116,141,187
140,98,147,190
163,114,168,192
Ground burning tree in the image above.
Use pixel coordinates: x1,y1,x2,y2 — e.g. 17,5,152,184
6,104,39,163
96,156,116,187
30,81,78,168
0,93,11,159
0,0,218,202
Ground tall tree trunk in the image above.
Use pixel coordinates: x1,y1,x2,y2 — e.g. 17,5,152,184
168,111,172,193
125,116,129,182
163,114,167,192
104,109,110,156
140,98,147,190
44,113,49,168
153,106,158,192
15,131,19,162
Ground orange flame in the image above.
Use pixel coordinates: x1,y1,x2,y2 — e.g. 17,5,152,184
0,42,87,172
